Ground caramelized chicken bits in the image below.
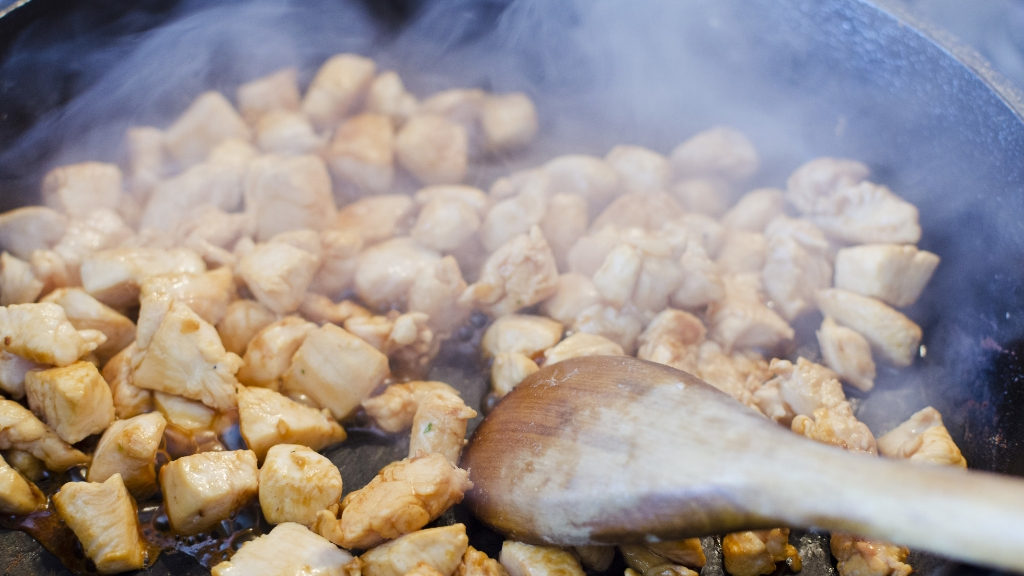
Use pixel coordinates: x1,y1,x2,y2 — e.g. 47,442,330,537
721,529,801,576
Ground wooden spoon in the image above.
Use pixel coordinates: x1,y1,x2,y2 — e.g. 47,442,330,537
461,356,1024,572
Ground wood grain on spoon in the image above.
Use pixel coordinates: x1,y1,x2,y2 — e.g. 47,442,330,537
461,356,1024,572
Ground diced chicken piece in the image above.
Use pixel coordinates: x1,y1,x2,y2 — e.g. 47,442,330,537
409,390,477,464
299,294,369,325
695,341,771,407
238,385,346,461
0,252,43,305
481,314,564,359
153,391,215,433
283,324,389,420
213,522,353,576
662,213,726,259
834,244,939,308
382,311,439,376
542,154,620,209
500,541,585,576
175,208,253,270
669,178,731,217
133,301,242,410
0,399,88,471
161,449,259,534
591,192,685,232
164,91,251,168
362,381,460,433
0,350,44,399
721,188,786,233
53,474,146,573
360,524,470,576
491,352,539,398
0,207,68,261
125,126,165,197
646,540,707,569
604,145,671,195
761,216,833,321
816,288,922,367
785,157,871,214
792,405,878,455
408,256,472,338
237,316,317,390
670,126,759,183
335,194,415,246
237,239,321,314
592,243,642,308
457,546,510,576
412,195,482,253
0,452,44,515
342,310,398,350
25,361,114,444
303,54,376,130
396,114,469,185
217,299,278,356
366,70,419,125
256,110,323,155
753,357,848,424
80,247,206,309
307,229,363,299
543,333,625,366
480,93,538,152
541,273,602,325
670,241,724,309
237,67,301,124
314,454,470,549
41,162,123,218
539,193,591,272
355,237,441,310
829,534,911,576
326,113,395,194
877,406,967,468
817,316,876,392
244,154,337,241
259,444,343,526
489,167,549,202
464,227,559,316
87,412,167,497
419,88,486,154
481,181,548,253
0,302,105,366
706,274,793,352
571,303,645,355
139,268,235,338
2,449,45,482
102,343,153,419
566,225,621,278
416,185,489,215
721,529,801,576
29,249,71,296
636,309,706,375
716,231,767,275
41,288,135,363
619,544,697,576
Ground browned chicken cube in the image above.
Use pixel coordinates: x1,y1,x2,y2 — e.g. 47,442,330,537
326,112,395,194
721,529,801,576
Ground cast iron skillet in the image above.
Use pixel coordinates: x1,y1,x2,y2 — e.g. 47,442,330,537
2,0,1024,574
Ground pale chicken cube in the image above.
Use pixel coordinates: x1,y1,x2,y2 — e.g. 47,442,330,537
419,89,486,154
236,67,301,124
542,154,620,209
590,192,685,232
140,267,235,332
543,333,625,366
670,126,759,183
164,91,251,168
244,154,337,241
396,114,469,185
300,294,371,326
636,309,706,375
355,237,441,309
256,110,323,155
125,126,165,197
721,188,786,232
619,544,697,576
645,540,707,569
309,229,363,298
153,391,215,432
480,182,548,253
412,195,482,253
302,54,376,130
51,208,135,287
409,390,477,464
716,231,767,274
0,452,44,515
0,349,44,399
29,249,71,296
176,208,253,270
408,256,472,339
259,444,343,526
490,352,539,398
344,311,401,350
362,381,460,433
416,185,489,215
87,412,167,497
834,244,940,307
132,301,243,411
706,274,793,352
604,145,671,195
592,243,643,307
877,406,967,468
313,453,471,549
0,207,68,261
481,314,564,359
0,302,105,366
335,194,415,245
238,385,346,461
53,474,146,573
326,113,395,194
237,316,317,390
721,529,801,576
25,361,114,443
360,524,470,576
480,93,538,152
830,534,911,576
571,303,645,354
41,162,123,218
816,288,922,367
539,193,590,271
161,449,259,534
80,247,206,309
761,216,833,321
217,299,279,356
237,239,321,314
792,405,878,455
670,241,724,309
0,251,42,305
499,541,585,576
817,316,876,392
540,273,602,325
102,343,153,419
669,178,731,217
457,547,510,576
566,225,620,278
381,311,439,375
662,213,726,258
367,70,419,125
41,288,136,363
0,399,88,471
463,227,559,317
695,341,771,407
213,522,353,576
282,324,390,420
488,166,548,201
751,357,848,425
785,157,871,213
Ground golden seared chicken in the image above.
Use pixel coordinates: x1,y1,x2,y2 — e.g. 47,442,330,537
760,216,832,321
302,53,376,131
25,361,115,444
833,243,939,308
312,453,471,549
236,316,317,390
829,535,911,576
408,390,477,464
753,357,848,423
80,247,206,308
160,449,259,535
0,349,44,399
396,114,469,185
646,540,707,569
543,333,625,366
481,314,563,359
101,343,153,419
41,162,123,218
326,113,394,194
355,237,441,310
216,299,278,356
456,546,509,576
163,91,250,168
243,155,336,241
0,302,106,366
40,288,135,363
636,308,706,375
237,385,346,461
878,406,967,468
499,541,585,576
0,399,88,471
0,206,67,260
619,544,697,576
360,524,470,576
463,227,560,317
53,474,146,574
0,252,44,305
721,529,801,576
87,412,167,497
816,316,876,392
792,406,879,455
258,444,343,526
490,353,539,398
236,67,301,125
237,237,322,314
0,452,45,515
815,288,922,367
362,381,461,433
212,522,355,576
705,273,793,352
